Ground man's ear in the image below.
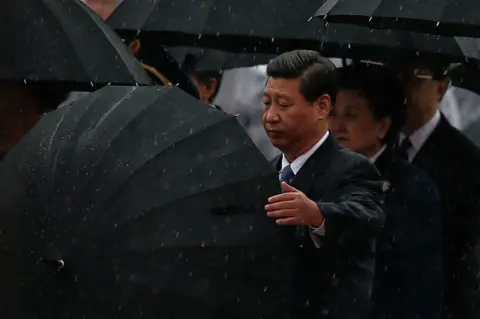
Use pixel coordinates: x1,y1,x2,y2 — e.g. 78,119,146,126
314,94,332,120
436,78,450,101
128,39,141,56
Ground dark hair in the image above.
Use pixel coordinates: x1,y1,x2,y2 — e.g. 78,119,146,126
266,50,338,104
337,64,406,146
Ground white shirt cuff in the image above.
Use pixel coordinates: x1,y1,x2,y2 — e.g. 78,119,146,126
309,221,326,236
308,221,326,248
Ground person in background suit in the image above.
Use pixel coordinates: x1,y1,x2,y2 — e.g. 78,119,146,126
329,64,443,319
389,57,480,319
263,50,385,319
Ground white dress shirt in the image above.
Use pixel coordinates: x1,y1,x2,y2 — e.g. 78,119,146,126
280,131,329,245
399,110,441,163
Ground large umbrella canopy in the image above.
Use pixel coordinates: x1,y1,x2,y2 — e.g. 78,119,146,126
0,0,151,88
318,21,480,94
317,0,480,38
107,0,322,53
0,86,294,318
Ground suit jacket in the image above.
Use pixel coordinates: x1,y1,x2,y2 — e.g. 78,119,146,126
372,149,443,319
411,115,480,319
272,134,385,319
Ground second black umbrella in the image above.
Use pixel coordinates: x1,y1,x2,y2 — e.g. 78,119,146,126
317,0,480,38
0,0,151,87
107,0,322,53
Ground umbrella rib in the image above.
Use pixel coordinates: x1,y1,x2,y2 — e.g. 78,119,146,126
104,142,269,213
95,171,275,242
97,114,240,208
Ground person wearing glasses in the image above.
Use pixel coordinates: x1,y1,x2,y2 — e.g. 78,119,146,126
390,57,480,319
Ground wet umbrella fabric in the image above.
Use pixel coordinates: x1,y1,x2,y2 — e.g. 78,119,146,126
318,21,480,94
0,0,151,87
317,0,480,38
0,86,294,318
107,0,322,53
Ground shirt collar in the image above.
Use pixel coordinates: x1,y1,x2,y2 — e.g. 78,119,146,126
369,145,387,163
400,110,441,151
281,131,329,175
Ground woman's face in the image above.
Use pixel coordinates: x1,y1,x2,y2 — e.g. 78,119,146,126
329,89,390,158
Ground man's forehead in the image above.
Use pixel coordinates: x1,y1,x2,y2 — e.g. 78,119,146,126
264,77,300,94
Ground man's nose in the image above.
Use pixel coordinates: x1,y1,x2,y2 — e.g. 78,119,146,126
264,105,280,123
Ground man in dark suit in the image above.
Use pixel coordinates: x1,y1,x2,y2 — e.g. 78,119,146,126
262,50,385,319
391,57,480,319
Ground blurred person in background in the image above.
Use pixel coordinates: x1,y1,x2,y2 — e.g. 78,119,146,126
330,64,443,319
390,57,480,319
127,39,199,99
182,53,223,108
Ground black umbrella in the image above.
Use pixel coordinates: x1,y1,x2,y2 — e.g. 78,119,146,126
107,0,322,53
317,21,480,94
0,0,151,88
0,86,294,318
317,0,480,38
319,22,480,63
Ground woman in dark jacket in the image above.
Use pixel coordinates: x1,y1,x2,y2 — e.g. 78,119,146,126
329,64,443,319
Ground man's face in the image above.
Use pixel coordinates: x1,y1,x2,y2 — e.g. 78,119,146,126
0,84,41,157
390,61,448,113
262,77,328,152
330,90,390,158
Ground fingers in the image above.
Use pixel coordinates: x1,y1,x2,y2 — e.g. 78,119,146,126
266,208,298,219
281,182,299,193
276,217,303,226
268,192,296,203
265,201,296,211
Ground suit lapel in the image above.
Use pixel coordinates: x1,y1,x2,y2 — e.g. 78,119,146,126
413,115,450,167
290,135,337,196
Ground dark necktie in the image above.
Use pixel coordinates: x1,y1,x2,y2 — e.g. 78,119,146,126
280,164,295,184
397,137,412,161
